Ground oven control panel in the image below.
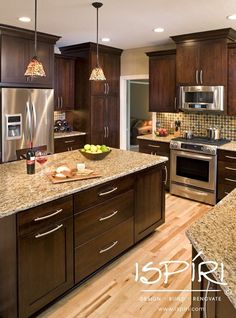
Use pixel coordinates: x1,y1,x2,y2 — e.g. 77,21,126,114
170,141,217,155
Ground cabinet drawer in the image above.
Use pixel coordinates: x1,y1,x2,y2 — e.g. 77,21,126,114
54,135,85,153
74,175,134,212
218,150,236,163
75,217,134,283
138,139,170,154
218,161,236,181
17,196,73,236
217,183,235,200
74,190,134,246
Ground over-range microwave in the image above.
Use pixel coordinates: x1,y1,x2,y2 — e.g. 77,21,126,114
179,85,224,112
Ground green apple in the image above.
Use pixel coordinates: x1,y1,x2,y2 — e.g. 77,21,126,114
90,145,97,153
84,144,91,151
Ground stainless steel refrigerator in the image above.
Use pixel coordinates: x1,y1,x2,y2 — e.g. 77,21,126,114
1,88,54,162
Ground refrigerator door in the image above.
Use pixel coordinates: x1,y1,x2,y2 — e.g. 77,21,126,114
1,88,54,162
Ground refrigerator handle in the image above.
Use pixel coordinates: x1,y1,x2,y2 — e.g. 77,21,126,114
32,102,37,143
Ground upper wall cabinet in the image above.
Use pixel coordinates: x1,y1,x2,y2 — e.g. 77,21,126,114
0,24,59,87
171,28,236,87
146,50,176,113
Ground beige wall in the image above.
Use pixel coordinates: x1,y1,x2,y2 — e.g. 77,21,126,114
121,44,175,76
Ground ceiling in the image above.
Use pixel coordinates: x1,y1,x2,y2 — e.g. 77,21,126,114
1,0,236,50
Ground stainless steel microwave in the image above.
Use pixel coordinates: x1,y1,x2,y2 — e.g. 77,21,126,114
179,86,224,112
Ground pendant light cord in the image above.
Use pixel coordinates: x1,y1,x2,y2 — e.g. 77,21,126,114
96,6,99,67
34,0,37,57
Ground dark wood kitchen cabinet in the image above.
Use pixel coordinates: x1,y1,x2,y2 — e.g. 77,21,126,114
217,149,236,201
135,164,166,243
227,43,236,116
146,50,177,112
191,247,236,318
171,29,236,87
54,54,75,110
54,134,86,153
59,42,123,147
17,196,74,318
0,24,59,87
139,139,170,190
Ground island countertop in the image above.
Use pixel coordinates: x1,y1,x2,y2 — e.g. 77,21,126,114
137,133,175,143
0,148,168,218
186,189,236,309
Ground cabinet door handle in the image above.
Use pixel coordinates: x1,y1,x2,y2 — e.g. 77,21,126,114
35,224,63,239
99,187,118,196
200,70,203,84
65,140,75,144
148,144,160,148
107,126,109,138
57,97,60,108
174,97,177,109
225,177,236,183
225,191,229,195
225,155,236,160
99,210,118,221
107,83,110,94
195,70,199,84
99,241,118,254
225,166,236,171
104,126,106,138
60,97,63,109
164,166,168,185
34,209,63,222
104,83,107,95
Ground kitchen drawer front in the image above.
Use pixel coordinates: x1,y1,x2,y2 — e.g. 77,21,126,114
218,150,236,163
218,161,236,181
74,190,134,246
17,196,73,236
217,183,235,200
54,135,85,153
138,139,170,154
75,217,134,283
74,175,135,212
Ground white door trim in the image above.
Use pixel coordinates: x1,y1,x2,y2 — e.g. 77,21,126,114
120,74,149,150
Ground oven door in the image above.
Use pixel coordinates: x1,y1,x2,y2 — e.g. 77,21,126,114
170,150,216,190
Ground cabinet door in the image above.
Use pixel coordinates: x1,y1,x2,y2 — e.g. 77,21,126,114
54,135,86,153
149,54,176,112
135,165,165,243
1,34,29,84
199,39,227,86
227,46,236,115
176,42,199,85
91,96,106,145
18,218,74,318
106,96,120,148
54,56,60,110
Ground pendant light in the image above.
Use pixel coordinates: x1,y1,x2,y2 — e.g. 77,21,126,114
24,0,46,78
89,2,106,81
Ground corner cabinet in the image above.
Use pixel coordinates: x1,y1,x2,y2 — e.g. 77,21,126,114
171,28,236,87
0,24,59,87
146,50,177,113
59,42,123,148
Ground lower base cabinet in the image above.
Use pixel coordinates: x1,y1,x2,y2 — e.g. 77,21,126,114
0,164,166,318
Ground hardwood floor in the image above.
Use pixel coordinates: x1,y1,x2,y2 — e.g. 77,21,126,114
38,194,211,318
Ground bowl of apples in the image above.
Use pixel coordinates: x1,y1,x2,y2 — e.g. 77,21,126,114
79,144,111,160
155,128,168,137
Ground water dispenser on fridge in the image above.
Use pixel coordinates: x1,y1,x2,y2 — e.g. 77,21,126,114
6,114,22,140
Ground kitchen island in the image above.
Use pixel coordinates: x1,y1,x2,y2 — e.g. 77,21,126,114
186,189,236,317
0,149,168,318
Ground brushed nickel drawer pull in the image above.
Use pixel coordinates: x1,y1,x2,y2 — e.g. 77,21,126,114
225,192,229,195
99,187,118,196
225,178,236,183
99,240,118,254
225,166,236,171
34,209,63,222
99,210,118,221
225,155,236,160
164,166,168,185
35,224,63,239
148,144,160,148
65,140,75,144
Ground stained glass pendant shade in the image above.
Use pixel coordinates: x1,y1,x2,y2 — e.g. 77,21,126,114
89,2,106,81
24,0,46,77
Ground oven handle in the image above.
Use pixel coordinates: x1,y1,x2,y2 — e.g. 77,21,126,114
171,150,213,161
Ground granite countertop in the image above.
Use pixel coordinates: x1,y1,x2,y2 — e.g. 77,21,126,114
54,131,86,139
137,134,175,143
219,140,236,152
186,189,236,309
0,149,168,218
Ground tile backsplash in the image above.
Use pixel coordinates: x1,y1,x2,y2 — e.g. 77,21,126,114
155,112,236,140
54,111,66,121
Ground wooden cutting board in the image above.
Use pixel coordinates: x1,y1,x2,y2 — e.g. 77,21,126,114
46,170,101,184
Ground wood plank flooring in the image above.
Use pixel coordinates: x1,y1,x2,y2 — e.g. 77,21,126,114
38,194,211,318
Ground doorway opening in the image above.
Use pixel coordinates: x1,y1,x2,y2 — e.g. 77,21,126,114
120,75,153,150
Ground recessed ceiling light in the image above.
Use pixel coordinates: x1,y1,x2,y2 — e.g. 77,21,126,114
153,27,164,33
18,17,31,23
227,14,236,20
101,38,111,42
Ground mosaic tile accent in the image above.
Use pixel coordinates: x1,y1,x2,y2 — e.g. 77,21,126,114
155,113,236,140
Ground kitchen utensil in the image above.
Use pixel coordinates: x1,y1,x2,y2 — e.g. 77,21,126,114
183,130,193,139
207,127,221,140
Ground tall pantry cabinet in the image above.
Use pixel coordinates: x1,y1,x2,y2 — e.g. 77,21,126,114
60,43,123,148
